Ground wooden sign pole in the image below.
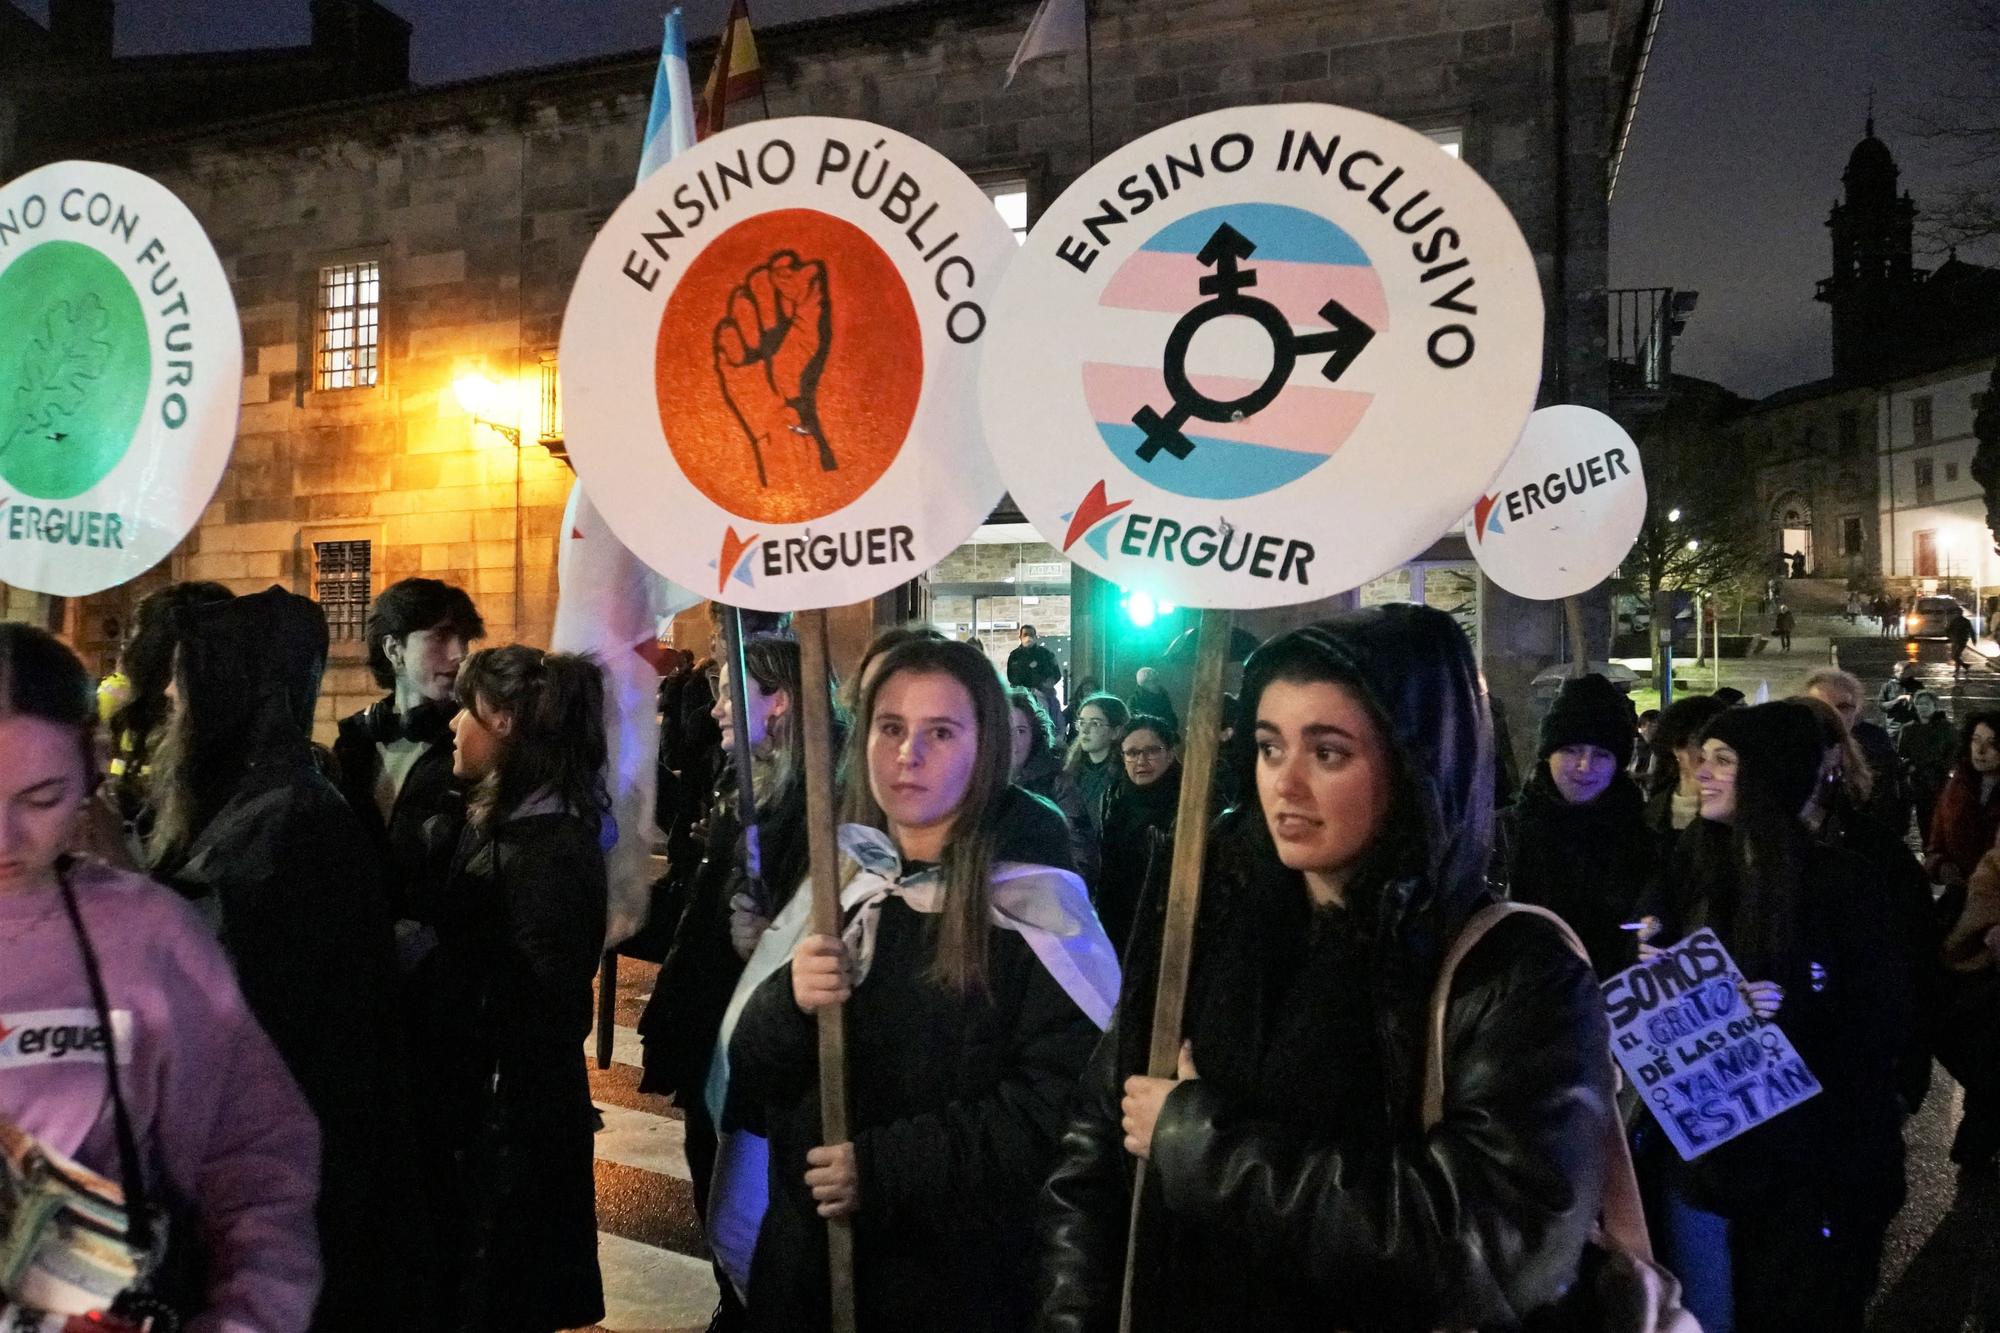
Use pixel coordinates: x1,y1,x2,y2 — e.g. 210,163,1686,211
1117,606,1233,1333
795,607,857,1333
719,604,768,910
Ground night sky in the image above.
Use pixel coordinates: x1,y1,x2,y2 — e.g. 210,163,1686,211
18,0,1993,403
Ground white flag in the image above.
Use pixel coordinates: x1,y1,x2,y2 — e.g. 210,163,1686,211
553,10,703,949
1006,0,1086,86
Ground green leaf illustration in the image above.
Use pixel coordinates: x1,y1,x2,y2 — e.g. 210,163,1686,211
4,294,114,459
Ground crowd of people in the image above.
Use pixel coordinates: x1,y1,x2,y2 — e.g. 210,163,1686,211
6,582,2000,1332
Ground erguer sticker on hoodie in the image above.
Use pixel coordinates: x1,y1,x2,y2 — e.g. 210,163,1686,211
981,104,1544,610
0,1009,134,1070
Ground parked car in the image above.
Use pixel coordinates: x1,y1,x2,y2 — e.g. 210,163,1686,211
1907,595,1968,639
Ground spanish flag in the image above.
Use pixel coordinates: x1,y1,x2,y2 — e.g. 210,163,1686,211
697,0,763,138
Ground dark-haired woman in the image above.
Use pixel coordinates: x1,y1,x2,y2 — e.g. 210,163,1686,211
1011,686,1099,884
1094,713,1180,959
146,586,430,1329
1036,605,1615,1332
1646,703,1911,1332
639,635,839,1326
1064,691,1129,832
433,646,611,1332
102,579,233,847
1926,711,2000,923
726,637,1116,1332
1641,693,1732,854
0,623,321,1330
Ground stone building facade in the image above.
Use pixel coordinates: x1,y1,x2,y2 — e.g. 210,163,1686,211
4,0,1659,740
1737,379,1880,583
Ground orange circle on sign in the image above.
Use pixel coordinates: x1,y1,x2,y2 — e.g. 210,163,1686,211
656,207,924,524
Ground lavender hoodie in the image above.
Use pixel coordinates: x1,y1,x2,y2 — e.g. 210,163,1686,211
0,859,321,1332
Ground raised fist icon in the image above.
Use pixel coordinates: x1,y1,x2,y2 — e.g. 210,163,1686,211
713,250,835,485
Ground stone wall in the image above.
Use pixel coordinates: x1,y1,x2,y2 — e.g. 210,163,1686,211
20,0,1641,739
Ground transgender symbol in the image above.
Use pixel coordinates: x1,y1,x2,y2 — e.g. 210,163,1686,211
1132,222,1377,463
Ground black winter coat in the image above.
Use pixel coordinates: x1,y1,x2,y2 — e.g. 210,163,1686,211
1496,769,1652,978
1020,752,1101,886
638,766,812,1107
1095,767,1181,960
1647,825,1912,1222
1036,605,1616,1333
725,788,1092,1333
435,805,608,1332
332,694,463,922
159,587,436,1328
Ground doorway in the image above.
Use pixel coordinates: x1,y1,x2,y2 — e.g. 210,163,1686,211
1914,529,1938,578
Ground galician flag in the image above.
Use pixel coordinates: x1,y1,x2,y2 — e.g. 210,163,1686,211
554,9,703,950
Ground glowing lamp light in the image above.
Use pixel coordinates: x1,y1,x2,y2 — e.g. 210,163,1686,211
1123,590,1157,628
454,371,521,447
1667,508,1682,523
1685,539,1700,552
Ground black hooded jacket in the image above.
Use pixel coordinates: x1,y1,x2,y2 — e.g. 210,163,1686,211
332,694,463,923
1496,768,1652,978
157,587,435,1327
1035,605,1615,1333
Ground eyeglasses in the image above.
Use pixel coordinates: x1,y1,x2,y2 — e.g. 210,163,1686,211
1123,744,1166,761
1078,718,1112,732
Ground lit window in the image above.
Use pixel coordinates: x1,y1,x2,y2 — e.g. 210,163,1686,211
984,180,1029,244
538,356,562,444
1425,127,1464,158
316,261,380,390
314,539,372,641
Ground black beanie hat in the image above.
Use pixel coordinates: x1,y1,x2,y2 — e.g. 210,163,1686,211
1700,701,1824,817
1538,673,1636,770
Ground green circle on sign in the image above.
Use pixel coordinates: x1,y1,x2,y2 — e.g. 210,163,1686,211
0,240,151,500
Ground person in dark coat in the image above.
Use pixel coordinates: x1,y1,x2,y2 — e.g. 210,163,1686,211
331,577,485,927
1642,702,1911,1332
432,645,610,1332
1641,694,1733,854
1926,711,2000,921
1063,691,1129,830
1128,666,1178,730
102,579,234,849
1899,691,1957,842
725,637,1113,1332
1496,672,1651,977
1034,605,1615,1333
1094,714,1182,959
1010,686,1100,885
1950,606,1976,677
638,635,836,1331
147,586,436,1328
1806,666,1911,842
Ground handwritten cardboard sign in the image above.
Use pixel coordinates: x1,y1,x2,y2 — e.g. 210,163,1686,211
1602,929,1821,1161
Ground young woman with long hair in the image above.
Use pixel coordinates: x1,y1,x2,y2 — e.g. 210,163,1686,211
724,637,1117,1331
100,580,233,848
1093,713,1181,959
1645,702,1912,1332
0,622,320,1331
1062,691,1129,822
1009,685,1099,884
1926,710,2000,910
1036,605,1615,1332
639,633,842,1332
146,586,430,1327
434,646,611,1332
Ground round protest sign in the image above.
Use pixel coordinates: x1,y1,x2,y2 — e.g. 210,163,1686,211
980,105,1543,608
0,161,240,596
1466,405,1646,600
560,118,1017,612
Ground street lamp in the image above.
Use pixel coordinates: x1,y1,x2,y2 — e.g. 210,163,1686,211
1667,508,1682,523
454,372,521,448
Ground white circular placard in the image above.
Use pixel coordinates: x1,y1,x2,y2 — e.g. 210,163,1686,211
1465,405,1646,600
560,117,1017,612
980,104,1544,608
0,160,241,596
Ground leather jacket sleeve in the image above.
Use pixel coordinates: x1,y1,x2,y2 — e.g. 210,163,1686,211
1036,918,1614,1332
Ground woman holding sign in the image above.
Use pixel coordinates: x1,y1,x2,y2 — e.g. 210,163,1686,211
725,637,1118,1332
1646,701,1911,1333
1036,606,1617,1333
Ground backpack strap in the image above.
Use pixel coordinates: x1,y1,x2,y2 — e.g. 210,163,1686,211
1422,901,1655,1265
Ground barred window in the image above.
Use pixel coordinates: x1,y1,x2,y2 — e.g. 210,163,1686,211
313,540,372,641
315,261,380,390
